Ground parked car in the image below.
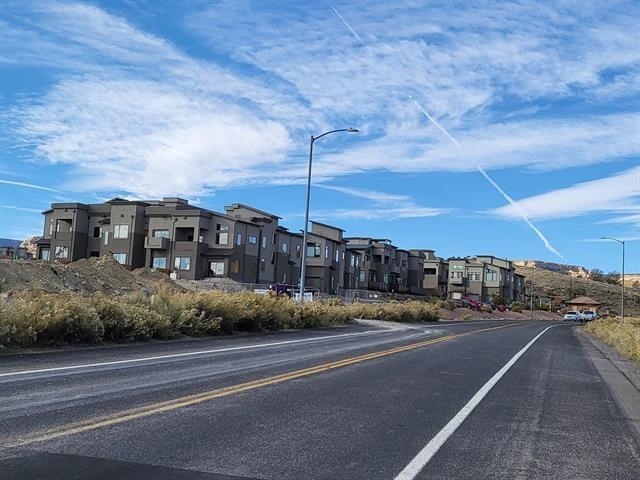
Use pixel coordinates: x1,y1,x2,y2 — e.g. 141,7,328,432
579,310,598,322
563,311,581,321
461,296,483,310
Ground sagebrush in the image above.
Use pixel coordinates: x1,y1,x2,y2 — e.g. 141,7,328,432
585,317,640,363
0,290,439,346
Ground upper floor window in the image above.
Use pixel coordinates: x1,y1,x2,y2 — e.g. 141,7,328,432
468,272,480,281
248,235,257,245
113,224,129,239
335,249,340,262
262,236,267,249
296,244,301,257
54,246,69,259
451,271,463,279
236,233,243,246
486,269,498,282
152,257,167,269
174,256,191,271
306,243,320,257
325,245,330,259
153,229,169,238
282,242,288,253
424,268,437,275
216,224,228,245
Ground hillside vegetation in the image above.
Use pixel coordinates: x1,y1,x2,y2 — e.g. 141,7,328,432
516,266,640,317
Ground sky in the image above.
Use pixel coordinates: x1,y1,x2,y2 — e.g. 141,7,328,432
0,0,638,273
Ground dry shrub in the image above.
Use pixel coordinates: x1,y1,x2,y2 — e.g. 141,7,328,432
585,317,640,362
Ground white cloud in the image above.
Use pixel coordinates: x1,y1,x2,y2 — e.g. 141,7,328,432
490,166,640,221
0,179,61,192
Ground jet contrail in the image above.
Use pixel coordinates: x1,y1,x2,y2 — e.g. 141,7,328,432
329,7,566,261
331,6,363,42
0,179,61,193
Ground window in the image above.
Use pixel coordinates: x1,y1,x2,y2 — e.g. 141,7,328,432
282,243,288,253
48,223,53,236
468,272,480,281
402,260,407,267
270,252,276,264
486,269,498,282
231,260,240,274
104,231,109,245
383,273,389,284
273,233,277,245
209,260,224,275
54,246,69,259
236,233,243,246
373,255,382,264
113,224,129,239
152,257,167,269
262,236,267,249
93,227,101,238
335,250,340,262
215,224,228,245
153,229,170,238
260,258,266,271
112,253,126,264
307,243,320,257
359,270,366,283
325,245,329,259
451,264,464,270
296,244,301,257
351,255,357,267
40,248,50,261
451,271,463,279
248,235,257,245
424,268,437,275
90,251,99,257
174,257,191,270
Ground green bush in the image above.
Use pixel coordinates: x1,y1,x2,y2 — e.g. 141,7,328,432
511,301,527,313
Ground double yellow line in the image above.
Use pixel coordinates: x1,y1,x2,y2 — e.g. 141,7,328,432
8,322,518,447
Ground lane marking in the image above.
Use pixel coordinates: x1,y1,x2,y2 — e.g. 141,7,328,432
394,324,562,480
0,329,392,378
5,323,520,447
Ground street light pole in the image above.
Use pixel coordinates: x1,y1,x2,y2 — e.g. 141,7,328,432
299,128,358,302
601,237,625,320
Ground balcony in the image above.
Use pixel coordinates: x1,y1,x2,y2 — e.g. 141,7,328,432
450,276,464,285
144,236,169,249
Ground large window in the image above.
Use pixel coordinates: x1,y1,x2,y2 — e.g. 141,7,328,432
153,229,169,238
113,224,129,239
486,269,498,282
152,257,167,269
215,224,228,245
54,246,69,259
306,243,320,257
451,271,463,279
209,260,224,275
468,271,480,281
174,256,191,270
112,253,127,264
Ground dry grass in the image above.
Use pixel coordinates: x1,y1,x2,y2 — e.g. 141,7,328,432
0,290,439,347
585,317,640,363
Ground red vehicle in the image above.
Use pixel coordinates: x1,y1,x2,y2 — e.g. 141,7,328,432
461,297,483,311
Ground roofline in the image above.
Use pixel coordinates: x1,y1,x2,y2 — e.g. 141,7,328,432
310,220,345,232
225,203,281,220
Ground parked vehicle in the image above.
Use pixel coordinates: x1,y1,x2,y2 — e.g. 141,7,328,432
579,310,598,322
461,296,483,310
563,311,581,321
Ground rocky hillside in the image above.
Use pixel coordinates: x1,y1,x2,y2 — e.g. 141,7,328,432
513,260,590,278
515,265,640,317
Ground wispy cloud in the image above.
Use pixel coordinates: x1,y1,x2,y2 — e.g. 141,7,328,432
490,166,640,221
0,179,60,193
0,204,44,213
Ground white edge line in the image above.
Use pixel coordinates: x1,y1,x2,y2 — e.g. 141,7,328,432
0,329,389,378
394,324,562,480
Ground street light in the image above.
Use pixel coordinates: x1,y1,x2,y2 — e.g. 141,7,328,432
601,236,625,320
299,128,359,302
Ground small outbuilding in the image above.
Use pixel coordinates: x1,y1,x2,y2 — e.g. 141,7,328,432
567,296,601,312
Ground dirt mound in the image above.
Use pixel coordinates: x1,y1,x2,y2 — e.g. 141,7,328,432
0,256,183,296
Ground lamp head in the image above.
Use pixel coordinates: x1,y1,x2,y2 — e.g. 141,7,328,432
347,128,359,133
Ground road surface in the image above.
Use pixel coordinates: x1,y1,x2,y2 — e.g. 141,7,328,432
1,319,638,479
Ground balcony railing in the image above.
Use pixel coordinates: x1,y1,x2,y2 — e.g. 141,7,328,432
144,236,169,249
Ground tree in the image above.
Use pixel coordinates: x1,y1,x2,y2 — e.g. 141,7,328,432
603,271,621,286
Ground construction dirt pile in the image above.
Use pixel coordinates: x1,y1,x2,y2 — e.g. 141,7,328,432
0,256,184,296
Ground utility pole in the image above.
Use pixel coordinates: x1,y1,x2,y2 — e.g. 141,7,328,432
529,268,535,320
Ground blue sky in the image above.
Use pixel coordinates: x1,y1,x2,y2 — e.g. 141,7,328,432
0,0,638,273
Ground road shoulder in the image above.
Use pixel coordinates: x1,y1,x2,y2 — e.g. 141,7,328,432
576,327,640,436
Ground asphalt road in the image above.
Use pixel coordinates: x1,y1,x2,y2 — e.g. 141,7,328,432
1,319,638,479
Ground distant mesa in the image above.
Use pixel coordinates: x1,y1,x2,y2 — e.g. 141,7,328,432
513,260,590,278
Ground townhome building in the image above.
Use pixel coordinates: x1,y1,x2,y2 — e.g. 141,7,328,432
304,222,347,295
446,255,525,304
420,250,449,297
345,238,402,292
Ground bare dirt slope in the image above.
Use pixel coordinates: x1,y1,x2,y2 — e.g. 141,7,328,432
0,256,183,296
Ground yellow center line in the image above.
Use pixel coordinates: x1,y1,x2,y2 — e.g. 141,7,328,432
7,322,521,447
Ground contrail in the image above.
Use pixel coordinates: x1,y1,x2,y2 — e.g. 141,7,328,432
412,96,565,260
331,6,363,42
0,179,61,193
328,7,565,261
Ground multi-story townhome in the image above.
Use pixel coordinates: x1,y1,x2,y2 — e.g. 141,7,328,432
393,249,410,292
446,255,524,303
304,222,346,294
420,250,449,297
345,237,400,292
